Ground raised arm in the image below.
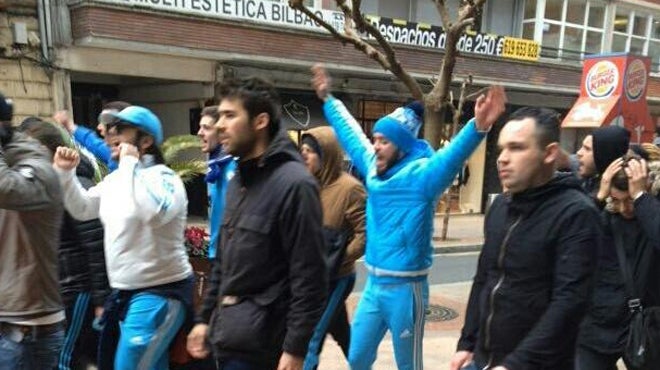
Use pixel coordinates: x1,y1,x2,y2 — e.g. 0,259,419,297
422,86,507,198
312,64,374,177
54,146,102,221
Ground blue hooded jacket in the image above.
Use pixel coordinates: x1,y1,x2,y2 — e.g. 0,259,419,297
206,147,236,259
323,96,486,282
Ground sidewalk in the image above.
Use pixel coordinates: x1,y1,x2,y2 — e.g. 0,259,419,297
432,212,484,253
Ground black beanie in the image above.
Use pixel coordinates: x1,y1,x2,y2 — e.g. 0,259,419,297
592,126,630,175
0,93,12,122
301,134,323,160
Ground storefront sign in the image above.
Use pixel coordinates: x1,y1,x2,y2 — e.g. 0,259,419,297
97,0,539,62
98,0,345,32
366,16,540,62
563,54,653,143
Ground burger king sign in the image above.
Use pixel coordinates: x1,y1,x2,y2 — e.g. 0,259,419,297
625,59,647,102
585,61,619,99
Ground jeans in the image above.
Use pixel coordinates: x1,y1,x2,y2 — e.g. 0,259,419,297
0,322,65,370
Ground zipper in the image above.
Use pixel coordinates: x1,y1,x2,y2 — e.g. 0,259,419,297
483,216,522,365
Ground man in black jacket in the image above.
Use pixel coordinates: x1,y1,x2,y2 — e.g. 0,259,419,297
450,107,601,370
187,77,327,370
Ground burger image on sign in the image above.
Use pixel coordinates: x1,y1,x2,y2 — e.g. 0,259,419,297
586,61,619,99
625,59,647,102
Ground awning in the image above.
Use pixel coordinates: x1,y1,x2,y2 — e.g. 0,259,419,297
562,95,620,128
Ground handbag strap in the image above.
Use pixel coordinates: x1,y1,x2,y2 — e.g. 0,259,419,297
611,217,643,312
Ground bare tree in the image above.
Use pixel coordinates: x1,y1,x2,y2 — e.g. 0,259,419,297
288,0,487,147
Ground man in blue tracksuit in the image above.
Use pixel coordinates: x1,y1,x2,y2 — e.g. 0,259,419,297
196,106,236,259
311,65,507,370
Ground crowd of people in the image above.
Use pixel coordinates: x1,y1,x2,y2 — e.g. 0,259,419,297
0,62,658,370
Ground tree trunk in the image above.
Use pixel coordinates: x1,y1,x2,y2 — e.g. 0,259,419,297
422,106,448,150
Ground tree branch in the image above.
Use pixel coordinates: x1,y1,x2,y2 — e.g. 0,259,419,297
337,1,424,100
434,0,453,29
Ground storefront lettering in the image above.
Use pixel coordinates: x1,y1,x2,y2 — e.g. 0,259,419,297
99,0,538,61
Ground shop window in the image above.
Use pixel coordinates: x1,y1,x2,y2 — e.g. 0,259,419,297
653,19,660,39
614,10,629,33
629,37,645,54
563,26,584,57
541,23,561,57
565,0,587,25
356,100,403,138
612,33,627,52
632,14,648,37
544,0,564,21
379,0,410,21
523,1,537,20
522,21,535,40
585,30,602,54
649,41,660,72
587,3,605,28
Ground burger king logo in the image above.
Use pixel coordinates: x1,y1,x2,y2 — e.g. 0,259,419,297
586,61,619,99
625,59,646,101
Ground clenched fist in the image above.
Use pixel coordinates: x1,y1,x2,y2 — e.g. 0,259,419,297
54,146,80,171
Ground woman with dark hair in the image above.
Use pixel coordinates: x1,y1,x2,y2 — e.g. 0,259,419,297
53,106,194,370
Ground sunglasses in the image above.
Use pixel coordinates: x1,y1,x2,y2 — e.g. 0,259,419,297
98,109,119,126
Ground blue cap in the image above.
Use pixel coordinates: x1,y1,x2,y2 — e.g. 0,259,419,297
111,106,163,145
372,101,424,153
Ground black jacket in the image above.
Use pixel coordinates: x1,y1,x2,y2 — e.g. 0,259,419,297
578,193,660,354
457,174,600,370
58,157,109,307
199,131,327,366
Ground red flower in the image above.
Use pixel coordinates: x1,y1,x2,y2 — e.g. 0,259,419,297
184,226,210,257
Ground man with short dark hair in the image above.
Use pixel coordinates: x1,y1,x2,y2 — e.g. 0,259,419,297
575,126,630,200
450,107,601,370
189,77,327,370
196,105,235,259
0,92,66,369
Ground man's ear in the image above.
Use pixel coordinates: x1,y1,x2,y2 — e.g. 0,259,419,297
138,135,154,154
252,112,270,133
545,142,560,166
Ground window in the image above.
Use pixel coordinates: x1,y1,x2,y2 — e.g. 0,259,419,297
611,7,659,72
587,3,605,28
379,0,410,20
545,0,564,21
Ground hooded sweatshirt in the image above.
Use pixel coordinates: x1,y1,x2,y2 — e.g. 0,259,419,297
592,126,631,175
302,127,366,278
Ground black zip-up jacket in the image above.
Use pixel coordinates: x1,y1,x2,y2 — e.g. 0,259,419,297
457,174,600,370
198,130,327,366
58,157,109,307
578,192,660,354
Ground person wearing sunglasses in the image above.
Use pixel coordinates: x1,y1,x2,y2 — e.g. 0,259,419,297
53,106,194,370
54,101,131,172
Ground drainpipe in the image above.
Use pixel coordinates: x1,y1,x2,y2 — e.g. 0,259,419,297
38,0,48,60
44,0,53,61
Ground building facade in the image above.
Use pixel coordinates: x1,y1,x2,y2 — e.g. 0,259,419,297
2,0,659,213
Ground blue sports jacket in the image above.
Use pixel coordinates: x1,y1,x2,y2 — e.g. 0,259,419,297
323,96,486,281
73,125,118,171
206,150,236,259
